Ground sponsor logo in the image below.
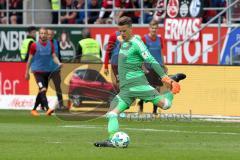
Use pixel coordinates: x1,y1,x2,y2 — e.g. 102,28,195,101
91,26,227,64
0,95,57,110
189,0,201,17
180,0,189,17
167,0,179,18
0,31,26,52
0,63,29,95
10,98,34,108
142,52,149,59
165,18,202,41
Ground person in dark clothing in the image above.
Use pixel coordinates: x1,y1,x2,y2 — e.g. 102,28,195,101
47,29,66,110
49,0,60,24
87,0,100,24
9,0,23,24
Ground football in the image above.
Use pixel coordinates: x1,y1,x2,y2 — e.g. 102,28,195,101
111,131,130,148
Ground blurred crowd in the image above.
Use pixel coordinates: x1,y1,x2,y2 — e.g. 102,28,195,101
203,0,226,23
0,0,22,24
58,0,228,24
0,0,233,25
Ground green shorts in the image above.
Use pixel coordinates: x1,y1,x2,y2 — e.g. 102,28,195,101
110,85,164,112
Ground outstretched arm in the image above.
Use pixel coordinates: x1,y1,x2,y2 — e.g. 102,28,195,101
137,40,180,94
137,39,166,78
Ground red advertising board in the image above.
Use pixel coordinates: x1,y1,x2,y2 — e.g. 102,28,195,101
0,62,29,95
90,27,228,65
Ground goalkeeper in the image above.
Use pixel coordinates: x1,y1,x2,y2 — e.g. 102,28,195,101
94,16,180,147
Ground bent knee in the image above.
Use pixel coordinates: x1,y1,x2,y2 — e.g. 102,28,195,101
106,111,118,119
162,98,172,110
157,98,172,110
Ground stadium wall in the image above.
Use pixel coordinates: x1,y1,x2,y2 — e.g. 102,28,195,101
2,26,240,64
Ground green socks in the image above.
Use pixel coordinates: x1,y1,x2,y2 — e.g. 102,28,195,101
106,112,119,139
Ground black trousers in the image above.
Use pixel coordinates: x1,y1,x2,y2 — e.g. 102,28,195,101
33,72,51,110
34,72,51,89
49,70,64,107
52,11,59,24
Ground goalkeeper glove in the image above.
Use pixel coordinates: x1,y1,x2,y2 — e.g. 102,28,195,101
161,76,181,94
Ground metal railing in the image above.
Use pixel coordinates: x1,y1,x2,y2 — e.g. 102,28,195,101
230,40,240,64
0,0,235,26
174,0,240,64
1,0,239,65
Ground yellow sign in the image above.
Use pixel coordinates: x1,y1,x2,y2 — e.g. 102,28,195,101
29,64,240,116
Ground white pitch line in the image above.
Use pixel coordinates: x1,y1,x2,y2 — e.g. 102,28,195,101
46,141,62,144
124,128,239,135
61,125,240,136
62,125,102,129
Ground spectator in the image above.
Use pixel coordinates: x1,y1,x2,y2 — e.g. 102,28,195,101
203,0,217,23
215,0,226,23
61,0,77,24
115,0,139,24
203,0,226,23
95,0,114,24
143,0,155,24
87,0,100,24
0,0,7,24
9,0,23,24
76,28,102,63
132,0,141,23
152,0,165,23
76,0,85,24
231,0,240,23
47,29,66,110
49,0,60,24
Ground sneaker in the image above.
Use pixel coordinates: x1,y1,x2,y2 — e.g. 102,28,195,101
170,73,186,82
31,110,39,116
46,109,54,116
94,140,115,147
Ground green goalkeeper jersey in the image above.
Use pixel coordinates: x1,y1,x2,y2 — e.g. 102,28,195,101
118,35,167,89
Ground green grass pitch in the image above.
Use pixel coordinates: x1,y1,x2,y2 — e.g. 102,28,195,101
0,110,240,160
